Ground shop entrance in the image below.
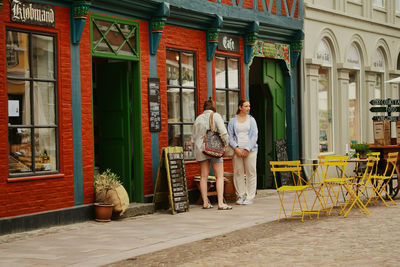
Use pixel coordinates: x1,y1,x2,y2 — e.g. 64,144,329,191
93,58,134,200
249,58,286,188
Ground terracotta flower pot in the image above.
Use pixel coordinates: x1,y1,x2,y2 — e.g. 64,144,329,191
94,203,114,222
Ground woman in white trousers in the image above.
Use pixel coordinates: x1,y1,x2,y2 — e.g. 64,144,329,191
227,100,258,205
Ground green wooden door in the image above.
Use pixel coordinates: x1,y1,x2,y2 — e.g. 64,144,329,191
250,59,286,188
250,84,272,188
263,59,286,155
96,62,132,199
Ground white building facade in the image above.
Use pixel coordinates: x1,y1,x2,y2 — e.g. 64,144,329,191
302,0,400,163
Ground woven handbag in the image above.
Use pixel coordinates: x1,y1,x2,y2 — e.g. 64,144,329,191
202,112,225,158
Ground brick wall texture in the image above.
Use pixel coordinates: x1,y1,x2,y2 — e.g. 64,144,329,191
0,3,75,218
1,0,292,217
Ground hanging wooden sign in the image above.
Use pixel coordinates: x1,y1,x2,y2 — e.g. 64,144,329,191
10,0,55,27
153,147,189,214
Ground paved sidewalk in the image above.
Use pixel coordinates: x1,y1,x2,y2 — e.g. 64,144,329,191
0,190,279,267
110,198,400,267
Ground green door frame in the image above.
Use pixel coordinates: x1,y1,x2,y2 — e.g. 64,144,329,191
91,14,144,202
263,59,286,161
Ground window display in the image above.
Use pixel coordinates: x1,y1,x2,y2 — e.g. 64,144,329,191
166,49,196,159
7,29,58,175
318,67,333,153
215,56,240,124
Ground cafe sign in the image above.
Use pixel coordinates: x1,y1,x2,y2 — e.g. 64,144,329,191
10,0,55,27
217,34,240,53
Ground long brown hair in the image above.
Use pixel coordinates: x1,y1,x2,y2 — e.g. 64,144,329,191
203,97,216,112
236,99,249,115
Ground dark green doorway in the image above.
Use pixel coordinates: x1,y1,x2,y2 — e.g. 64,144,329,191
93,58,133,200
249,58,286,189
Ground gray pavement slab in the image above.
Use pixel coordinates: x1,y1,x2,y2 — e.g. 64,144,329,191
0,190,279,267
108,198,400,267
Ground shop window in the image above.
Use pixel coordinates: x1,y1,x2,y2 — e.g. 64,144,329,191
374,74,383,99
7,29,58,176
166,49,196,159
317,39,333,153
346,44,361,143
349,71,361,143
215,56,240,124
373,49,385,100
318,67,333,153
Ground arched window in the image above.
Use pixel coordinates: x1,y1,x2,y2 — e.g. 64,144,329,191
317,39,333,153
316,39,332,67
373,49,385,99
347,43,361,143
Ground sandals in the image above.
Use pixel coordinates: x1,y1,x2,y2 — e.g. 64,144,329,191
202,202,213,209
218,204,232,210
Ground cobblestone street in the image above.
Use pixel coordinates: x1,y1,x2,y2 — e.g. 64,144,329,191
107,201,400,267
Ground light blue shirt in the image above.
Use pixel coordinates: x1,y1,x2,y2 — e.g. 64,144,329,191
228,115,258,152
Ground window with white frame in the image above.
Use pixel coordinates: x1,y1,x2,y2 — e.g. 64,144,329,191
7,29,58,176
215,56,240,124
166,48,196,159
317,39,333,153
373,0,384,8
373,49,385,100
397,0,400,12
347,44,361,143
349,72,361,143
318,67,333,153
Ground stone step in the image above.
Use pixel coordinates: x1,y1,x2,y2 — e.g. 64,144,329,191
112,202,155,220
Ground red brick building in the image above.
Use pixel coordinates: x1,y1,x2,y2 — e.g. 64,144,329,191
0,0,303,234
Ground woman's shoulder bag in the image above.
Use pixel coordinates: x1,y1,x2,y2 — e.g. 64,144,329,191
202,112,225,158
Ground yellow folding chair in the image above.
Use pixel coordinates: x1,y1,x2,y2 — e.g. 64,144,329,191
367,152,381,177
366,152,398,207
300,162,326,218
340,157,375,217
319,155,351,215
352,152,380,201
270,161,309,222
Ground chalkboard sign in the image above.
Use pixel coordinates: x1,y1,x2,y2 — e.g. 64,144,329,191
148,78,161,132
153,147,189,214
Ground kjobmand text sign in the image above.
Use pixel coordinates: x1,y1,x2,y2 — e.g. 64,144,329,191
10,0,55,27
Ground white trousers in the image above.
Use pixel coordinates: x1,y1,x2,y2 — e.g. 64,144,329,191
232,150,257,200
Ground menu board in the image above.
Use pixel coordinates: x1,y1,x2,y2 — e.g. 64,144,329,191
153,147,189,214
148,78,161,132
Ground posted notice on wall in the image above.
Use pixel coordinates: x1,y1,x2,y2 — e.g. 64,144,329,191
8,100,19,117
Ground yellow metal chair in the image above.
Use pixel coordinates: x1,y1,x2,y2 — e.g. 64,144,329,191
367,152,381,177
340,157,375,217
319,155,350,215
300,162,326,218
352,152,380,200
366,152,398,207
270,161,309,222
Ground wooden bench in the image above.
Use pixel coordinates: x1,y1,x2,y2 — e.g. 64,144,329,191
193,176,229,204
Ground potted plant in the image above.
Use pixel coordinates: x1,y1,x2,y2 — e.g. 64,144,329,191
94,169,128,222
351,143,370,159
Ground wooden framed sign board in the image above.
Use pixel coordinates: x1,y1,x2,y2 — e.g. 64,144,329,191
153,147,189,214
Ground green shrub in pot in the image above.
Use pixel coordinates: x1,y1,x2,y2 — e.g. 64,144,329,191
94,169,129,216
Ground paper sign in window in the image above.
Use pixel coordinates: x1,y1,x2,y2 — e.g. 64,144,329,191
8,100,19,117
